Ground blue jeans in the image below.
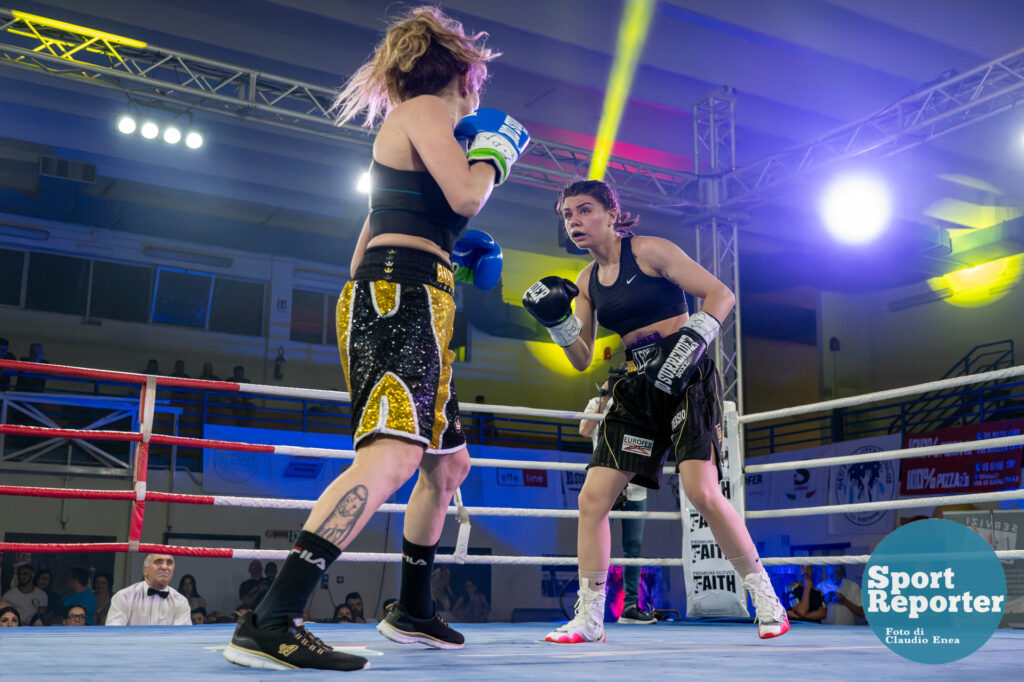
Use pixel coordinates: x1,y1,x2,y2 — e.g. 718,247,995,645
621,497,646,607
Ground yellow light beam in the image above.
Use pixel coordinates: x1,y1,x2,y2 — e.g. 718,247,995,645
589,0,655,181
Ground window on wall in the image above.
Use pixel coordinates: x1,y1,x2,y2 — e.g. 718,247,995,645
90,261,154,323
210,278,265,337
0,248,25,306
151,267,214,328
290,289,325,344
25,252,89,315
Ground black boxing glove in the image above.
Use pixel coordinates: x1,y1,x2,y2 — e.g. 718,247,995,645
522,276,582,347
642,311,721,394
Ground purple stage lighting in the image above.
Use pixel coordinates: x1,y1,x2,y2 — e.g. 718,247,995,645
820,174,891,244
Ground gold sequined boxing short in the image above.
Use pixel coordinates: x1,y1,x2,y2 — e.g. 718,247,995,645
336,246,465,454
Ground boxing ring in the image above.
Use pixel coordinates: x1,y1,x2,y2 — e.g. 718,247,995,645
2,358,1024,679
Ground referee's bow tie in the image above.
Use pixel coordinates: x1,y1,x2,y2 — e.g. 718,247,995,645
147,587,169,599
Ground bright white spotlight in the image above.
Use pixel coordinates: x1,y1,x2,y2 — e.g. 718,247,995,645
356,171,371,194
820,174,892,244
185,131,204,149
116,114,137,135
163,126,182,144
140,121,159,139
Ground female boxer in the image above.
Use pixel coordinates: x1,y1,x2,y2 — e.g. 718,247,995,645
523,180,788,644
225,7,528,671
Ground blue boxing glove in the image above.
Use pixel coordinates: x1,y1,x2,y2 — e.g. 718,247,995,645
452,229,502,291
454,108,530,185
642,311,721,394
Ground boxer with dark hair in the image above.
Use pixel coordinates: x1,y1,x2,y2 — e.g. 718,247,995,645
524,179,788,644
224,5,528,673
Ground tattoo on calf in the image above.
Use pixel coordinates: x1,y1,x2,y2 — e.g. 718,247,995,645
315,485,368,546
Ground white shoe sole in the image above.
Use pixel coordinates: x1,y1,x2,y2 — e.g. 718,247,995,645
376,620,464,650
616,617,657,625
222,642,370,670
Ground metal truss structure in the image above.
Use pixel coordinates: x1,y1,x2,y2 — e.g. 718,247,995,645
692,88,743,409
5,9,1024,414
0,9,700,214
721,46,1024,207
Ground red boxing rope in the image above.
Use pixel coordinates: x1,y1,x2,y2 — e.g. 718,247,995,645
0,541,234,557
0,359,243,391
0,484,214,504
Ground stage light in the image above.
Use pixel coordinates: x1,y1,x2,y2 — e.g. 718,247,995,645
116,114,137,135
356,171,371,194
163,127,181,144
185,131,204,149
140,121,159,139
820,174,892,244
163,126,181,144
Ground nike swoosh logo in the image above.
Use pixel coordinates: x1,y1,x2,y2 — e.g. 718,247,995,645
626,275,637,284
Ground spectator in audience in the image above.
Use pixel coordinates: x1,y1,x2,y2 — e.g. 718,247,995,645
62,604,88,627
452,578,490,623
33,569,60,623
247,560,264,582
106,554,191,626
62,567,97,625
264,562,278,583
92,572,113,617
200,362,220,381
345,592,372,624
430,565,454,616
786,565,827,624
0,604,21,626
28,612,46,626
0,336,15,391
236,578,264,614
178,574,206,610
1,563,47,625
333,604,354,623
232,365,251,384
143,358,161,375
15,342,48,392
824,565,864,625
191,606,207,625
230,365,254,424
170,360,190,378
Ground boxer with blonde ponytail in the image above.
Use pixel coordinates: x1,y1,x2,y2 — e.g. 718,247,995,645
224,6,529,671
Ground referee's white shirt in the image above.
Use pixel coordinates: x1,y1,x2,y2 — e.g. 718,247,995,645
105,581,191,626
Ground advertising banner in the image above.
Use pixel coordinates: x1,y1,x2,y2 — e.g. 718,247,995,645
901,419,1023,497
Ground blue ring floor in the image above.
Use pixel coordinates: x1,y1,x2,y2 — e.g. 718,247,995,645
2,620,1022,680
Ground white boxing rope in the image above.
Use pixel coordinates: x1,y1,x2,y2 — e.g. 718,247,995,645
236,383,601,422
740,363,1024,424
744,433,1024,474
210,495,681,520
747,487,1024,519
229,549,685,566
761,550,1024,566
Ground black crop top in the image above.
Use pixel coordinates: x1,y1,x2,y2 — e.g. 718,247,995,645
368,161,470,253
588,237,688,337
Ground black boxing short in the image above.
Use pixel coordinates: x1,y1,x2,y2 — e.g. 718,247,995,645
590,333,723,489
336,246,465,454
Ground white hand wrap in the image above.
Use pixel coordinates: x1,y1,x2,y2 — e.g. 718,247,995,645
684,311,721,346
546,315,582,347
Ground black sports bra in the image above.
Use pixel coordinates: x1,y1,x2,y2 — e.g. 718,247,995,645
368,161,469,253
588,237,688,337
